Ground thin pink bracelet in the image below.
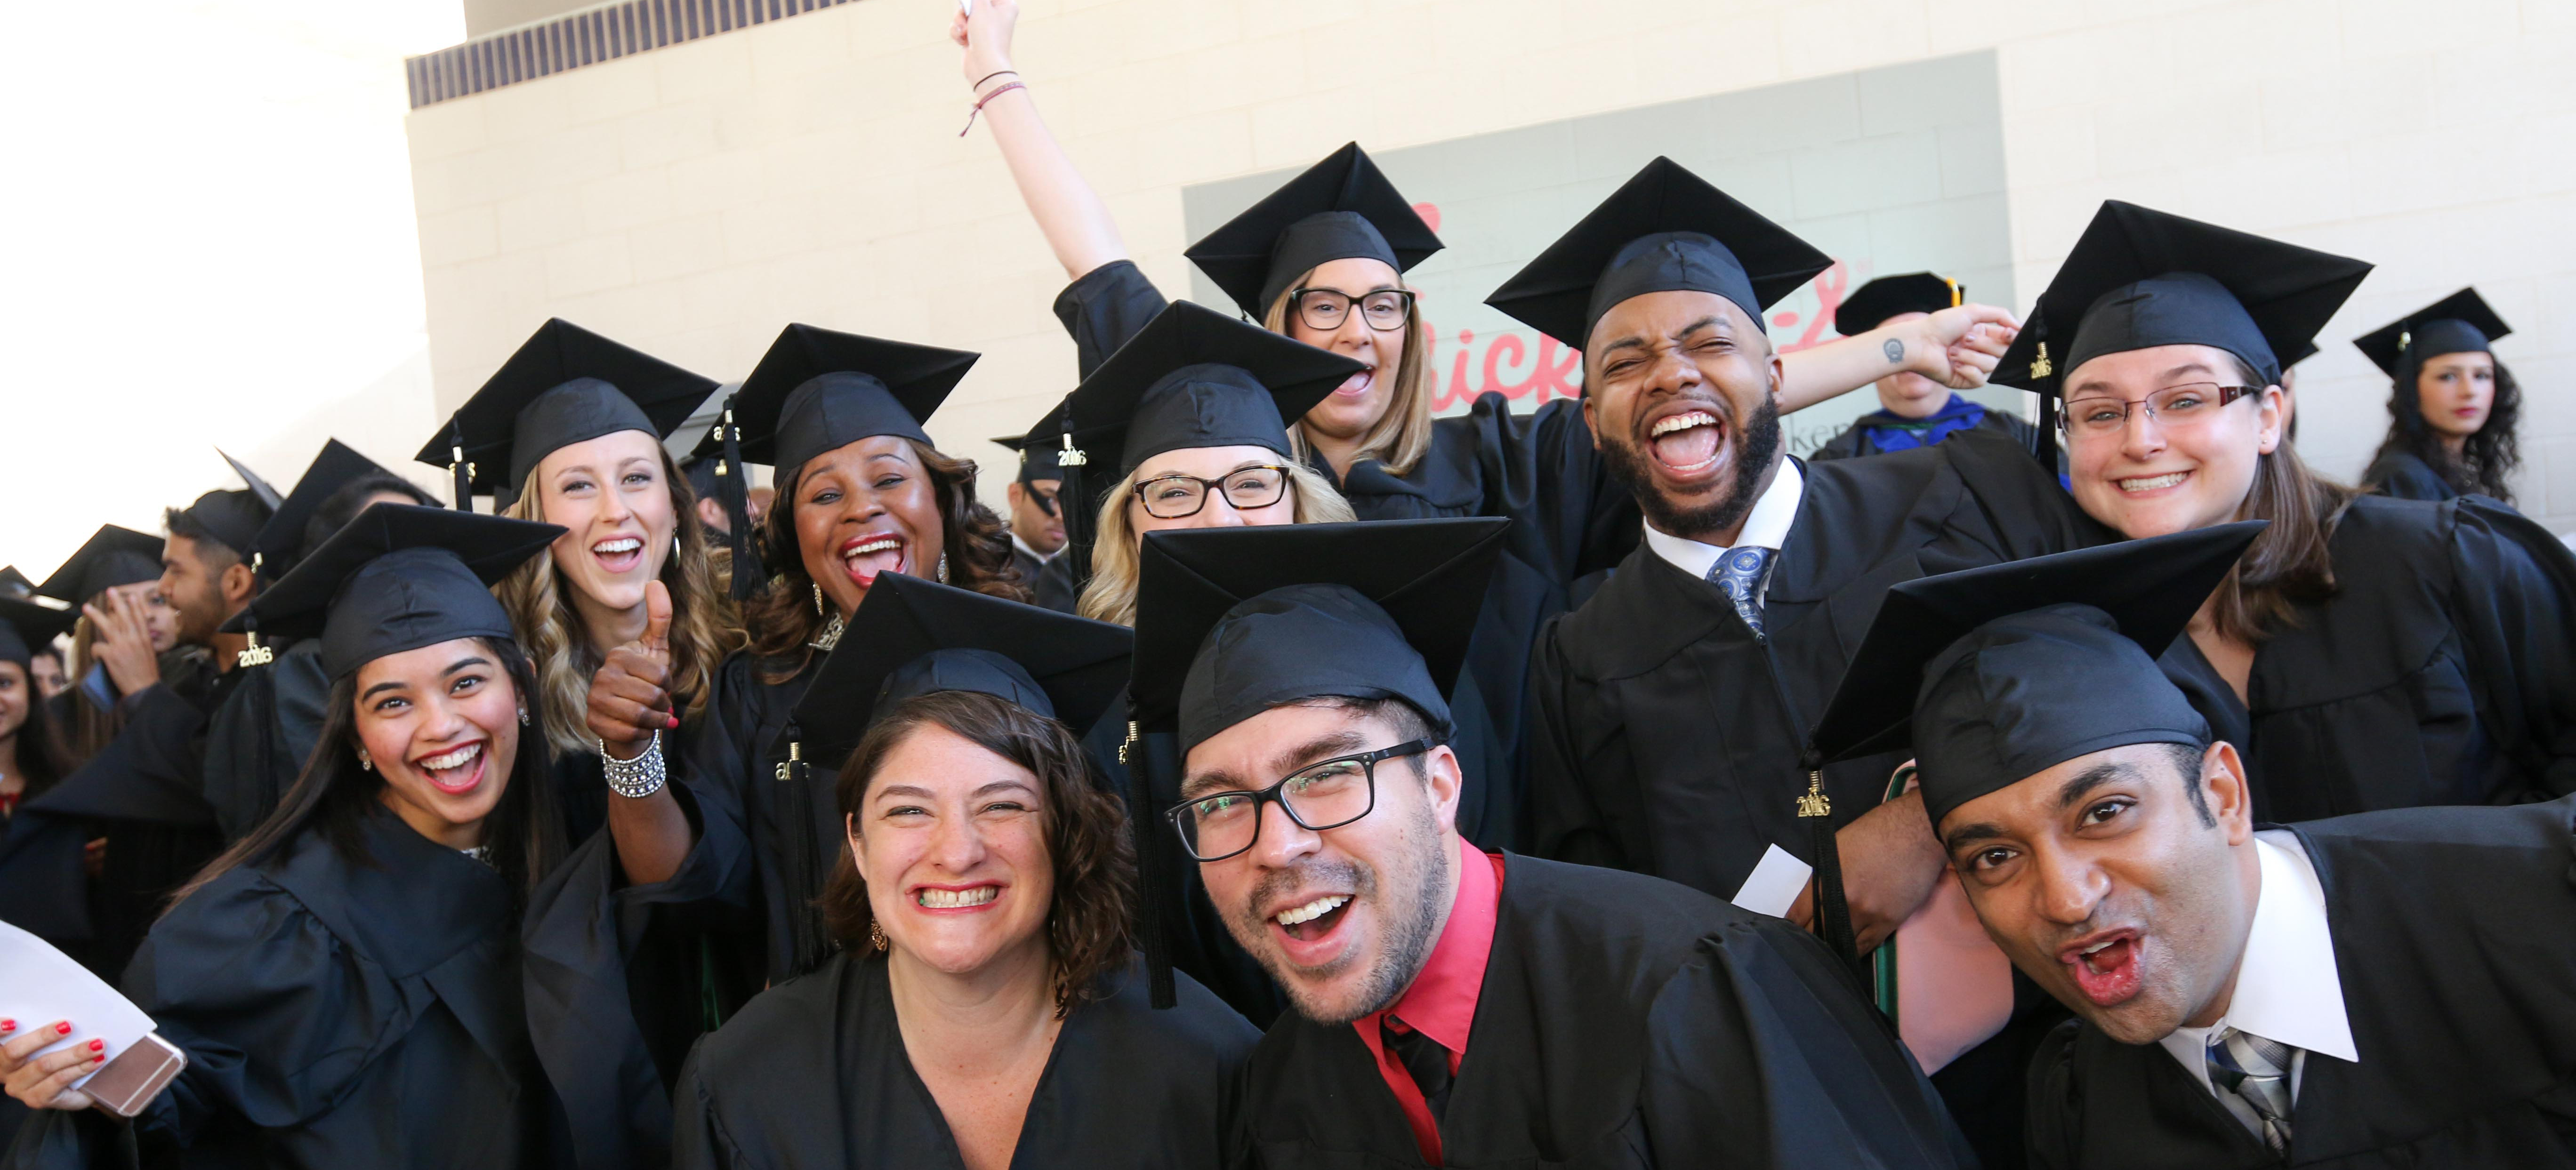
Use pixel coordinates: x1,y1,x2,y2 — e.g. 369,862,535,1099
959,81,1026,137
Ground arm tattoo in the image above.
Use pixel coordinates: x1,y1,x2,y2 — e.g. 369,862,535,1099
1883,338,1905,364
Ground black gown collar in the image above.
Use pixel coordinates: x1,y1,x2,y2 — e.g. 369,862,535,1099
262,803,515,980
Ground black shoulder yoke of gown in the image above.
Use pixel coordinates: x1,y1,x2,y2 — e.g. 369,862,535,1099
2360,449,2457,502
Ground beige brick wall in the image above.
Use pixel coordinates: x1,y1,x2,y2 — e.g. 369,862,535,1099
405,0,2576,534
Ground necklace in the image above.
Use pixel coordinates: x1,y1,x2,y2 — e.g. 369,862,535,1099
810,613,846,652
460,844,493,866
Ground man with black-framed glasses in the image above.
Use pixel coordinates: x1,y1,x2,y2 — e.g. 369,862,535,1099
1130,518,1970,1170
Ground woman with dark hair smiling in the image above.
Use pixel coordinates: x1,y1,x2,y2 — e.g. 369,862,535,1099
589,323,1023,991
2354,287,2526,504
0,505,613,1169
1993,202,2576,823
673,576,1253,1170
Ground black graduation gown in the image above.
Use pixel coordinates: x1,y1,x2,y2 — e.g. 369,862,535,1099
1079,702,1286,1028
2027,796,2576,1169
199,637,331,841
2156,493,2576,821
673,952,1257,1169
1230,853,1972,1169
1030,555,1080,615
2359,449,2455,502
1808,403,2038,461
4,810,572,1170
1053,260,1641,851
1527,430,2101,899
0,675,229,981
680,649,825,986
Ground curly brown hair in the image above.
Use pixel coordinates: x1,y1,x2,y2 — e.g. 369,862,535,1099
741,441,1026,683
819,689,1135,1017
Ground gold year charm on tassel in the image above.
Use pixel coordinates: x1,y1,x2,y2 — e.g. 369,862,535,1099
1796,770,1832,819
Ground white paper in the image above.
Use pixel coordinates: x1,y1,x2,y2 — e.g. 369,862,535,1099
0,921,158,1088
1730,843,1813,919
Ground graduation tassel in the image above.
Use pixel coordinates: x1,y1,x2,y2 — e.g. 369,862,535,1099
447,419,475,513
1056,413,1095,599
2029,340,2060,474
776,727,835,978
717,395,758,602
1797,760,1863,980
1120,716,1176,1010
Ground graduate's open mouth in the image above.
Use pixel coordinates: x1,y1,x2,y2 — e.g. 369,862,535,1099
412,740,486,796
590,534,647,576
912,883,1002,913
1268,893,1355,960
840,533,907,588
2061,929,2143,1007
1644,408,1727,479
1331,367,1376,399
2114,471,2190,496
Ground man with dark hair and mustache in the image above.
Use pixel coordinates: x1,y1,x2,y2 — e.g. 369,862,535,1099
1811,527,2576,1168
1130,518,1970,1168
1493,159,2102,1164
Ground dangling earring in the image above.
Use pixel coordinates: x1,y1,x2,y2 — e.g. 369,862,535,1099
869,919,888,953
356,750,373,772
517,705,530,726
813,582,826,615
936,552,950,585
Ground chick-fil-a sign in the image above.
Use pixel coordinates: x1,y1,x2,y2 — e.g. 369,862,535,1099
1410,201,1859,412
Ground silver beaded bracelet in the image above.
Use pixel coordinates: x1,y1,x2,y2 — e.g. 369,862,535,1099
599,730,667,799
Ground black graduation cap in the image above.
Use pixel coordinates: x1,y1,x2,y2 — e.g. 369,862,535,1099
1993,201,2372,397
2352,287,2512,377
218,450,285,512
175,489,274,560
1045,300,1367,480
0,596,79,667
223,504,562,680
38,525,165,605
785,572,1132,769
418,319,718,505
989,433,1067,489
251,439,410,579
690,323,978,476
0,566,34,598
1808,521,2263,832
1183,142,1444,320
1486,156,1833,350
1834,272,1962,337
1129,517,1510,753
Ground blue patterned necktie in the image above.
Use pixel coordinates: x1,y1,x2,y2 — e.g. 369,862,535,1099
1708,545,1778,639
2206,1027,2296,1153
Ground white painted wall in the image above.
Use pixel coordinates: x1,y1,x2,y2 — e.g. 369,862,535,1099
4,0,464,578
403,0,2576,533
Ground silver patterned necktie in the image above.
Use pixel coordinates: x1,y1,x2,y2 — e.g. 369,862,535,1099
1708,545,1778,639
2206,1027,2296,1153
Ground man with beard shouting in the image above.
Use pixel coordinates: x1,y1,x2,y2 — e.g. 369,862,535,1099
1129,518,1971,1168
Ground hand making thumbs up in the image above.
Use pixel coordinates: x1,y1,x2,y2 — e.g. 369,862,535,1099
587,579,678,758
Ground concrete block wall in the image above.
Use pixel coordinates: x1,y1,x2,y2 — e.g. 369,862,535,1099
405,0,2576,534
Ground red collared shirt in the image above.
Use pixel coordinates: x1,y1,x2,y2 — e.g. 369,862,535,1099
1353,841,1504,1166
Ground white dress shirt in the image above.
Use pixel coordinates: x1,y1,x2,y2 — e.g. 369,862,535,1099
1011,532,1060,566
2157,830,2359,1130
1639,459,1804,603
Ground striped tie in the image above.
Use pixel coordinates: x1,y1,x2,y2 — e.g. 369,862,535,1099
1708,545,1777,639
2206,1027,2296,1153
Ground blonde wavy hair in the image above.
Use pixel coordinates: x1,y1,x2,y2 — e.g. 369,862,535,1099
498,449,743,757
1076,458,1353,627
1263,266,1435,477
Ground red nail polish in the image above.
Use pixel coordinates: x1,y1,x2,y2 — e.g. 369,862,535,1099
667,713,679,729
1,1019,14,1031
87,1040,103,1052
54,1022,71,1035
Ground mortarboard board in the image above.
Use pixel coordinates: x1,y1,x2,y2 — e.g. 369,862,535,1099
1130,517,1510,754
1040,301,1366,483
1992,202,2371,398
785,572,1132,770
990,433,1068,489
1834,272,1963,337
1807,521,2264,832
218,450,285,513
418,319,717,508
174,489,274,561
690,323,978,476
251,439,412,581
0,596,80,668
0,566,34,598
2351,287,2512,377
38,526,165,606
223,504,561,680
1183,142,1444,321
1486,156,1833,350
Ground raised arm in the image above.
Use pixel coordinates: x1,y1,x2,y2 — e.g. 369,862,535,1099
952,0,1128,281
1778,304,2021,413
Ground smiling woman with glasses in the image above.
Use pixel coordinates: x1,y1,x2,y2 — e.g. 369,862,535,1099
1996,200,2576,825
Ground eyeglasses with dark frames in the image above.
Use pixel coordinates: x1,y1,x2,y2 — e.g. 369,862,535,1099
1129,465,1292,520
1166,739,1431,862
1288,287,1416,334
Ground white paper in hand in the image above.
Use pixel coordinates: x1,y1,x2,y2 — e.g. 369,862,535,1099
1730,843,1814,919
0,921,157,1088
